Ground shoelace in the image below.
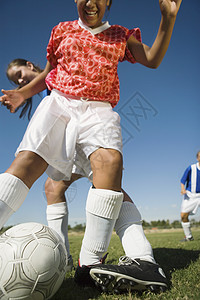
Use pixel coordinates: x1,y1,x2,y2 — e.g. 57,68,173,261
118,256,140,266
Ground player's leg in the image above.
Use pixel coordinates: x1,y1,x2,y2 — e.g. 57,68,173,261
78,148,123,266
180,212,194,241
45,174,82,205
180,194,197,241
74,101,166,292
0,151,48,229
116,190,155,263
75,148,123,286
45,174,82,271
90,190,168,293
122,189,133,203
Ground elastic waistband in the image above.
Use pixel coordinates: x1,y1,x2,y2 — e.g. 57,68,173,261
52,89,110,105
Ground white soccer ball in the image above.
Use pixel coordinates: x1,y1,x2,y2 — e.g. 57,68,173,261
0,222,68,300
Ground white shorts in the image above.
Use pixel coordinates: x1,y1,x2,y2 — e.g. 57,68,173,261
16,89,122,181
181,191,200,215
46,147,93,181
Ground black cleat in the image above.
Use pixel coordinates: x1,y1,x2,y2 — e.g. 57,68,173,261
90,256,168,293
180,236,194,242
74,260,96,287
74,254,108,287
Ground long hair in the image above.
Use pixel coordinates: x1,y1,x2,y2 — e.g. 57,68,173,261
108,0,112,10
6,59,43,120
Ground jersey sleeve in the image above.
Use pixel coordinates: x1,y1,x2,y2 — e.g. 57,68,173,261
41,89,51,98
120,27,142,64
180,166,191,185
46,23,63,68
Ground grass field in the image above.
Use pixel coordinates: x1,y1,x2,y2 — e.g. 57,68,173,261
52,228,200,300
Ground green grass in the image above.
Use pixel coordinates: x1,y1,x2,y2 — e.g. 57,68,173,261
52,228,200,300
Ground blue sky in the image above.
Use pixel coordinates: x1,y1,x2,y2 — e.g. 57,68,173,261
0,0,199,227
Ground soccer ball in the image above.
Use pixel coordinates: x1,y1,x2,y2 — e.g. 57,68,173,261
0,222,68,300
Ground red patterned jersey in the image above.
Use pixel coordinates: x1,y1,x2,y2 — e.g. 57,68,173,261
46,20,141,107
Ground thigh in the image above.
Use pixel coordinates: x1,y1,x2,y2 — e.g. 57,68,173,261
6,151,48,188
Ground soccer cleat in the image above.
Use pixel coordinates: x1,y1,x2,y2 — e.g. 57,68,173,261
66,255,74,272
74,253,108,287
90,256,168,293
180,236,194,242
74,260,96,287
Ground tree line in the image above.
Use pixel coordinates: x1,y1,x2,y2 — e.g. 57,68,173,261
68,219,200,231
1,219,200,235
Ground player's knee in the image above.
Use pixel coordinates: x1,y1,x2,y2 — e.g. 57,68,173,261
90,149,123,190
45,178,67,204
104,149,123,172
90,148,122,170
181,213,189,222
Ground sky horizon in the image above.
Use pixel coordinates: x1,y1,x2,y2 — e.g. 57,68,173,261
0,0,199,227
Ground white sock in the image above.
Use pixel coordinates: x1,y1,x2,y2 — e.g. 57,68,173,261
115,202,155,264
79,187,123,266
46,202,70,258
0,173,29,229
181,221,192,238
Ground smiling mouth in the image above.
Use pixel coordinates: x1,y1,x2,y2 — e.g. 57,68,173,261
85,10,98,16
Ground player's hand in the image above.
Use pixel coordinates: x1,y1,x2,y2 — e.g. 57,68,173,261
159,0,182,18
0,89,25,113
181,189,187,195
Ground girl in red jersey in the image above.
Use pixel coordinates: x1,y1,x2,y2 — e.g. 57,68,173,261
1,0,182,293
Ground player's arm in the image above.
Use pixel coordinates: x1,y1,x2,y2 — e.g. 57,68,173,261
181,183,187,195
0,61,53,113
127,0,182,68
180,166,191,195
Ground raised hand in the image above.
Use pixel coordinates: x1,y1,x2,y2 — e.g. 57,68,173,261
0,89,25,113
159,0,182,18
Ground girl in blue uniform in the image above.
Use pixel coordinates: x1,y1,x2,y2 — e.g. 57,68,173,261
180,151,200,241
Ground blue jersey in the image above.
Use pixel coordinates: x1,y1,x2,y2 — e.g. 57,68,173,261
181,163,200,193
41,89,51,98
